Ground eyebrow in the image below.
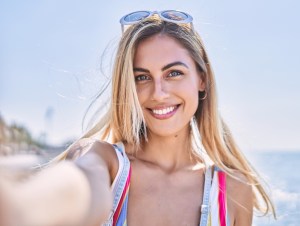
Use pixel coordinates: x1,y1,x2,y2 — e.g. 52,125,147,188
133,61,189,73
133,67,150,73
161,61,189,71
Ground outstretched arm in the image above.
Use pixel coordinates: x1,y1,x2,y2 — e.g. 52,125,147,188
74,142,114,226
0,141,116,226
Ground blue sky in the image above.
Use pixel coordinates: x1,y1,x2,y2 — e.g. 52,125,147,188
1,0,299,151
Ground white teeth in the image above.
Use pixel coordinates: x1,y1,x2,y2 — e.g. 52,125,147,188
152,106,176,115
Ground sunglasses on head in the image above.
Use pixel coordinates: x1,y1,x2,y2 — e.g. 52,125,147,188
119,10,193,32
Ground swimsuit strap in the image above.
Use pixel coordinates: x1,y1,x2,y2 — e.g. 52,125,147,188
209,167,229,226
199,166,229,226
103,142,131,226
199,166,213,226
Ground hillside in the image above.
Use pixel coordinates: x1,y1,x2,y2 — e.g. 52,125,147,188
0,114,65,159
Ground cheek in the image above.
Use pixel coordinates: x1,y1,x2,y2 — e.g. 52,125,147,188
178,84,199,111
188,90,200,108
176,80,199,98
136,85,149,105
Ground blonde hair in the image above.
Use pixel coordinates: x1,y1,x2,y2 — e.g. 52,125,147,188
53,16,275,217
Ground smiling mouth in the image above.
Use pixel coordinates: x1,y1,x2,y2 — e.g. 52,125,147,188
147,105,180,118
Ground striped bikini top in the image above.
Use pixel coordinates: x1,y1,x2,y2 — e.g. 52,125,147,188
102,142,230,226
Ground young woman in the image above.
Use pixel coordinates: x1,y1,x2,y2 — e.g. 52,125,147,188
0,10,275,226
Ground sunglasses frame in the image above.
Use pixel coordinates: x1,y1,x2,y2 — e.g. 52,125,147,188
120,10,193,32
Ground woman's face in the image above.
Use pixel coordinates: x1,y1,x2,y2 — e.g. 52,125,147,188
133,34,205,138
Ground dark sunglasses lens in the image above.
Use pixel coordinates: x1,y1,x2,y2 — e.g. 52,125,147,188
161,11,189,21
124,11,151,22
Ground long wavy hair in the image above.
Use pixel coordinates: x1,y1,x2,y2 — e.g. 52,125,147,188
53,15,275,217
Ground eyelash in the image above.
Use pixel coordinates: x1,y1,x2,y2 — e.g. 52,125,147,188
167,70,183,77
135,70,184,82
135,75,150,82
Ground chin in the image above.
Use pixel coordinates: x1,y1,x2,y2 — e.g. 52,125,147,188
147,124,190,139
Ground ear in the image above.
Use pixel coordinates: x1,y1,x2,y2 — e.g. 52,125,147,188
198,72,206,91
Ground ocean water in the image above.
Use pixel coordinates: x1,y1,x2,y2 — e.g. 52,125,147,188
247,151,300,226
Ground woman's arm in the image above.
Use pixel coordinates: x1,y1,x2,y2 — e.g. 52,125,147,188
227,172,254,226
0,141,117,226
74,141,118,226
0,161,92,226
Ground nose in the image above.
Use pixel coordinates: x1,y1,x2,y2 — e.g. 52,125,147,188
150,79,170,101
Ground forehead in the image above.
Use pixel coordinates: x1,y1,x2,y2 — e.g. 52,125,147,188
134,34,195,68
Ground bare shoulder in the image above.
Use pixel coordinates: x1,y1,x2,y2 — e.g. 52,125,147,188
226,170,253,226
67,139,119,184
88,140,119,168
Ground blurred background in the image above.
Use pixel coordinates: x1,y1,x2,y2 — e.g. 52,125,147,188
0,0,299,225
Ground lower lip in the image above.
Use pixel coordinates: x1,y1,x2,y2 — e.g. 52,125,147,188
149,105,179,120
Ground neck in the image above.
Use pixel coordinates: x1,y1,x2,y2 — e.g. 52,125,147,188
137,126,195,172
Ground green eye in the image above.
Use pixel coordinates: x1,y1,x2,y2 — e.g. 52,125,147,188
168,70,183,77
135,75,150,82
